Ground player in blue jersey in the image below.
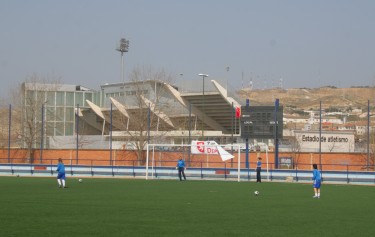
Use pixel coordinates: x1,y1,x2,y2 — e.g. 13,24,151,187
176,157,187,181
56,158,67,188
312,164,321,198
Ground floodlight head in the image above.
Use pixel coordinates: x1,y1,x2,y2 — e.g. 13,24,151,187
116,38,129,52
198,73,209,77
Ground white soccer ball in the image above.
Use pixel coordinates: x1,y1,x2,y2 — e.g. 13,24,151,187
254,190,259,196
78,179,83,183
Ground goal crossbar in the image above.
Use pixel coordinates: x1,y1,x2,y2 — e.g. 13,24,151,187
146,143,242,182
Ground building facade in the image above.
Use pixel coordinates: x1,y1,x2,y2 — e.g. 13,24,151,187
22,80,242,149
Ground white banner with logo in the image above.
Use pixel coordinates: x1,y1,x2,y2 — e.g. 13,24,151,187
191,141,234,161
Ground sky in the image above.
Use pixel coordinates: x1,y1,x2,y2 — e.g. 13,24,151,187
1,0,375,98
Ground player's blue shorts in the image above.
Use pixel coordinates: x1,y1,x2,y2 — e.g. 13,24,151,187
313,180,321,188
57,173,66,180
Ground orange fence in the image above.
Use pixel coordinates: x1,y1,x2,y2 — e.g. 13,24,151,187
0,148,373,171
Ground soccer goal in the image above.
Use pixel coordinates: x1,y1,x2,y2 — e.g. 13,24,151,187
145,142,242,181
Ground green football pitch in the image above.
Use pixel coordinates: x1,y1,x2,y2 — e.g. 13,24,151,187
1,176,374,237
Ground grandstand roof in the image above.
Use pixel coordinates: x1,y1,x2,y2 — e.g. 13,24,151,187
80,80,241,135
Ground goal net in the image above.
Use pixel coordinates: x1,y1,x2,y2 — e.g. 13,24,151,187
145,142,242,181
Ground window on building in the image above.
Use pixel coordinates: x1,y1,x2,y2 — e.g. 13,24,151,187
26,91,35,101
65,108,74,122
84,93,92,106
56,92,65,106
36,91,46,105
56,107,64,121
46,107,55,121
65,122,74,136
75,92,83,107
46,122,54,136
66,92,74,106
55,122,64,136
46,92,55,106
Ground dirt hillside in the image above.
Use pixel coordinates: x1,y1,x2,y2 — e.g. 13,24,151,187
238,87,374,110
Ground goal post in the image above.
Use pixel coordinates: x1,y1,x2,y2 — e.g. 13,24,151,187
145,143,242,181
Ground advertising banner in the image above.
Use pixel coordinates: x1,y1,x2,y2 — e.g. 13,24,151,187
191,141,234,161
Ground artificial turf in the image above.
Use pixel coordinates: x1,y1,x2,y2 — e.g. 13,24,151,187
0,176,374,237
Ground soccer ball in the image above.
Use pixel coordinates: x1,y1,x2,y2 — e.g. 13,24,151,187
78,179,83,183
254,191,259,196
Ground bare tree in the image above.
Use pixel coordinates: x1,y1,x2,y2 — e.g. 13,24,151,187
359,130,375,170
287,136,301,169
0,100,9,149
0,106,23,150
11,73,60,162
116,66,176,164
327,140,338,152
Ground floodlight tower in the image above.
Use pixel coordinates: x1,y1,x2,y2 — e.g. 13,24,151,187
116,38,130,82
226,66,230,91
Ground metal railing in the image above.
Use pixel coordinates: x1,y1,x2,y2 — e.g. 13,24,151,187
1,158,374,185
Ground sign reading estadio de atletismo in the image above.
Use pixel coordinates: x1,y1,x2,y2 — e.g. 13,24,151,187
294,131,355,152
